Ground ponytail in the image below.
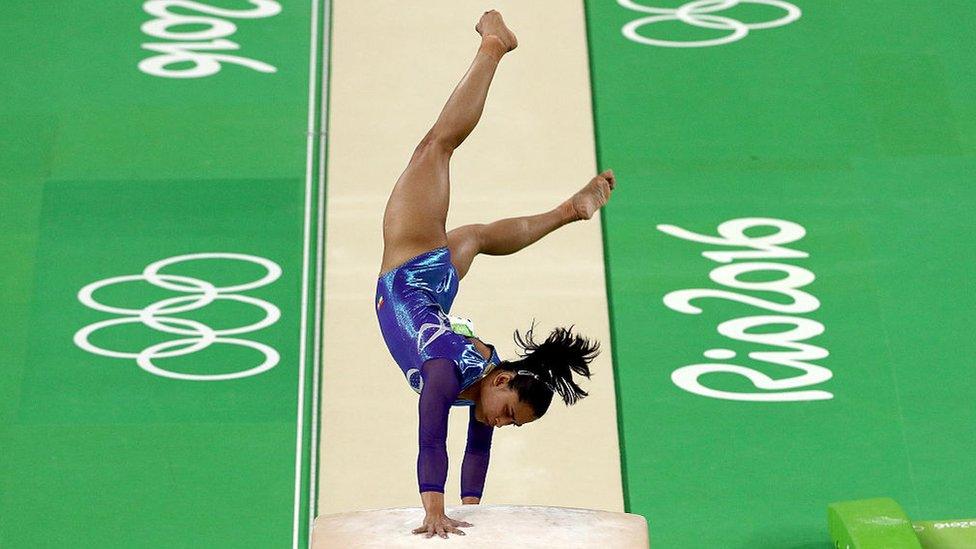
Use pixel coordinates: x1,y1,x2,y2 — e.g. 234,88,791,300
507,321,599,408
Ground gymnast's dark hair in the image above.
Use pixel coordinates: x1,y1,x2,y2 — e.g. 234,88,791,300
498,321,600,420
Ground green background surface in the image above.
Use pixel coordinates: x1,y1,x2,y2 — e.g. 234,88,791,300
0,1,324,546
4,1,976,547
584,1,975,547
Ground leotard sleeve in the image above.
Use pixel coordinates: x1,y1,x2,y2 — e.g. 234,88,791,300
417,358,461,494
461,405,493,499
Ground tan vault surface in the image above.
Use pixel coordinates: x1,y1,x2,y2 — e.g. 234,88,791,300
318,1,622,515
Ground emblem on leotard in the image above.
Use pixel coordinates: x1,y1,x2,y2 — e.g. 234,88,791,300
435,269,454,293
448,314,475,337
417,310,452,353
406,368,424,393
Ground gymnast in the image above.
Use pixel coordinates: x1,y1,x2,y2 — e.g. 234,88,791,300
374,10,616,540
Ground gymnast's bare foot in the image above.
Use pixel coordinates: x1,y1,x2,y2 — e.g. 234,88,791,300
568,169,616,221
475,10,518,52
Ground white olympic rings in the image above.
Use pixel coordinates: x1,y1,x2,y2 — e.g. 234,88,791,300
74,252,282,381
618,0,801,48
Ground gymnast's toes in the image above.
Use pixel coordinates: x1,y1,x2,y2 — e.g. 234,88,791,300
475,10,518,52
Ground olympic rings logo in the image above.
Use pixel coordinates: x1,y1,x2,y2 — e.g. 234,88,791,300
74,253,282,381
618,0,801,48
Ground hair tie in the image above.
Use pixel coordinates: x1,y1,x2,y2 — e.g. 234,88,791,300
517,369,555,392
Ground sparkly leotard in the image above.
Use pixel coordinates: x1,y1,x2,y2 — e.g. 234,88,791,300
375,246,500,497
375,246,502,403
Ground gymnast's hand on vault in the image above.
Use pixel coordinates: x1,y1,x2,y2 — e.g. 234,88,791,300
412,512,474,539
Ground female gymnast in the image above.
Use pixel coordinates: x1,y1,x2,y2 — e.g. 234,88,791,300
374,10,616,540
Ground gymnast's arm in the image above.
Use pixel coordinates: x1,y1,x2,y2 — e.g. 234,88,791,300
418,358,462,517
461,405,494,504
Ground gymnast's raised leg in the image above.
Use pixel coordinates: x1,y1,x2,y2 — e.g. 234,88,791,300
380,11,518,274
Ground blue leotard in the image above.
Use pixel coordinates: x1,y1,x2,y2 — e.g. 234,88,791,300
375,246,502,404
375,246,500,497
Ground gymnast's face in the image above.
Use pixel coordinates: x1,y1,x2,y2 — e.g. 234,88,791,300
475,370,536,429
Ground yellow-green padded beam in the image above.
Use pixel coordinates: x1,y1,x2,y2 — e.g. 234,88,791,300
913,518,976,548
828,498,922,549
